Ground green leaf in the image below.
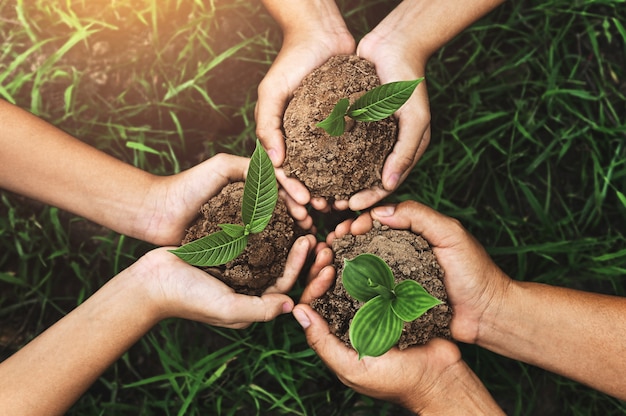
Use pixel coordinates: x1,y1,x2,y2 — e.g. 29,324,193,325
219,223,246,238
391,280,442,322
242,139,278,234
343,254,395,302
349,296,403,358
316,98,349,136
348,78,423,122
169,230,248,267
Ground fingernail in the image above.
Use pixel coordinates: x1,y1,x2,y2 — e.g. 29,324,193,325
372,205,395,217
292,308,311,329
385,173,400,190
282,302,293,313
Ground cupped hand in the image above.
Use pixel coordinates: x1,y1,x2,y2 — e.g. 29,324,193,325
139,234,317,329
362,201,511,345
255,23,355,212
312,201,511,344
346,31,432,211
137,153,313,246
292,302,464,413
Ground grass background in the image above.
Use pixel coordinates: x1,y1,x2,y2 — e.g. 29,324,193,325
1,0,625,414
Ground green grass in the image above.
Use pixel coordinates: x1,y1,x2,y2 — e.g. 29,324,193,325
1,0,625,414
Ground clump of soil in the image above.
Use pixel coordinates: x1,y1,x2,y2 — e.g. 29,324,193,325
282,55,397,201
311,221,452,349
182,182,302,296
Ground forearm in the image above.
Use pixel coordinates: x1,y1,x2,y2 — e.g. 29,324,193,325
0,100,155,239
0,263,159,415
478,281,626,400
367,0,504,61
260,0,349,43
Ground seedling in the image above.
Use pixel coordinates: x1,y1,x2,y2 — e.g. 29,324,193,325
170,140,278,266
316,78,423,136
342,253,442,358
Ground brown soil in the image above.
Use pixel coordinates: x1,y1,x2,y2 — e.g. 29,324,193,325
282,55,397,201
311,221,452,350
181,182,302,296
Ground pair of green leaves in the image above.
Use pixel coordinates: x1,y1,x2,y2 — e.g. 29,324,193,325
317,78,424,136
343,253,442,359
170,140,278,267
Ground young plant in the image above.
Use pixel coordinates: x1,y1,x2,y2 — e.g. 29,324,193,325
170,140,278,266
316,78,423,136
342,253,442,358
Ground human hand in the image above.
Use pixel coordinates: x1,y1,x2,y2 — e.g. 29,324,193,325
293,301,471,413
331,201,511,345
136,234,317,328
256,1,355,212
135,153,312,246
343,34,431,211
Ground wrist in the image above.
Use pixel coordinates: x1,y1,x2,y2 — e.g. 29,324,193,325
124,249,177,323
409,360,503,415
475,275,516,347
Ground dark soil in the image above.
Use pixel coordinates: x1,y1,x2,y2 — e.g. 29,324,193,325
181,182,302,296
283,55,397,201
311,221,452,350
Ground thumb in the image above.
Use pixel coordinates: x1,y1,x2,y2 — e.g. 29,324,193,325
292,305,358,369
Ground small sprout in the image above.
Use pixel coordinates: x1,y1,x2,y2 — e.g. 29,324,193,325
342,253,442,359
317,78,424,136
170,140,278,266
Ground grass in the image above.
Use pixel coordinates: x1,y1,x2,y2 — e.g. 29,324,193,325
0,0,625,414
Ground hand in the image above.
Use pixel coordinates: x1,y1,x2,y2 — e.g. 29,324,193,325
256,1,356,212
135,153,313,246
338,201,511,345
137,234,318,328
293,302,468,413
344,32,431,211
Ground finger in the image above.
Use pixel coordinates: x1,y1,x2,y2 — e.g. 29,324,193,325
266,235,316,294
332,199,349,211
370,201,466,248
255,81,289,167
381,86,431,191
185,153,249,194
307,246,333,284
347,186,390,211
292,305,359,370
310,197,330,212
329,218,355,243
349,211,374,235
222,293,294,328
279,188,313,231
300,265,336,304
276,168,311,206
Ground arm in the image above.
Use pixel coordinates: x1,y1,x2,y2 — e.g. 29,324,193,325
368,202,626,400
256,0,355,211
0,235,316,415
0,99,154,241
478,281,626,400
347,0,504,210
0,100,312,245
